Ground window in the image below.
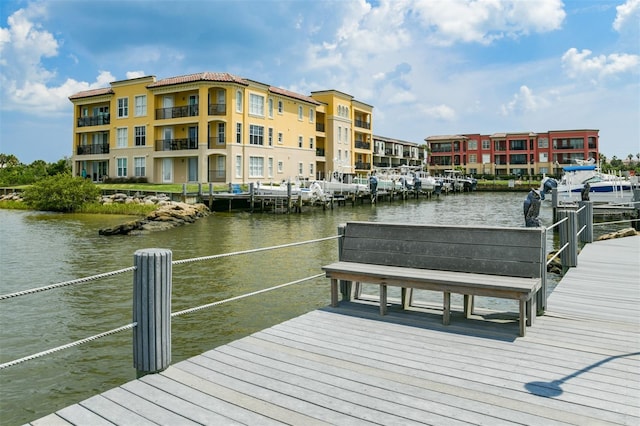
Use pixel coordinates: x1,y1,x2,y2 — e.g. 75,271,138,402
309,137,314,149
309,163,314,176
309,108,314,122
235,155,242,178
338,127,342,143
468,140,477,150
249,125,264,145
268,157,273,177
538,138,549,148
278,100,283,114
134,157,146,177
482,139,490,150
277,161,283,173
249,156,264,177
268,98,273,118
277,132,283,145
117,128,128,148
338,149,341,160
236,90,243,112
298,162,303,175
298,136,303,148
134,126,146,146
217,123,225,144
117,157,127,177
117,97,128,118
469,154,477,163
268,128,273,146
298,105,303,120
236,123,242,144
249,94,264,116
134,95,146,117
539,152,549,162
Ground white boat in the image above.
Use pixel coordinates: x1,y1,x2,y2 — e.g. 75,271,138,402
315,172,369,194
254,180,325,203
440,169,478,192
539,159,636,204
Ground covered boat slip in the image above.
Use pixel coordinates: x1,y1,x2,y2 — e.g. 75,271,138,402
31,236,639,425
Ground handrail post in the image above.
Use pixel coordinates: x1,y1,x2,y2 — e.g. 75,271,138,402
578,201,594,243
133,248,172,378
337,224,351,301
558,209,578,268
537,227,547,314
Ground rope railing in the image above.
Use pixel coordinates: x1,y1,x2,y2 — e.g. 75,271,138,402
0,235,341,371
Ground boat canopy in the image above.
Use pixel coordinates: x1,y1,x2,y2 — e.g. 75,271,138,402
563,165,596,172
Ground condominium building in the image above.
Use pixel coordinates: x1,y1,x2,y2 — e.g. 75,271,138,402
372,135,426,169
69,73,373,185
425,129,599,177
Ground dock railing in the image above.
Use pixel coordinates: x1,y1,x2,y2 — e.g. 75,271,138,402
0,235,340,375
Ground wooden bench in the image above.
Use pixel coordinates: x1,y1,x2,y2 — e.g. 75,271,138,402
321,222,546,337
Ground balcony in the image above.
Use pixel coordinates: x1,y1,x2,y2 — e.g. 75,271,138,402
208,137,226,149
355,141,371,150
208,103,226,116
354,120,370,130
156,105,199,120
155,139,198,151
316,148,325,157
355,162,371,170
316,123,325,132
76,143,109,155
78,114,110,127
208,169,226,182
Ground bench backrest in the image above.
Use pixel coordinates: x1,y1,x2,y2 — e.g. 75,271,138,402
339,221,545,278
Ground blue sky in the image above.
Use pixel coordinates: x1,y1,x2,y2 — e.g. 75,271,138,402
1,0,638,164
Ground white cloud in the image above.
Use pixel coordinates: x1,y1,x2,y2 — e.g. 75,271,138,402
500,85,550,116
126,71,146,79
613,0,640,31
0,4,113,114
419,104,456,121
561,47,640,81
411,0,566,45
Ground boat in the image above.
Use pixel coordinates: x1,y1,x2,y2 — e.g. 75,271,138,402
539,159,636,204
254,180,325,203
441,169,478,192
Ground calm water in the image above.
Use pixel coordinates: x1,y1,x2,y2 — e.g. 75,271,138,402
0,192,583,424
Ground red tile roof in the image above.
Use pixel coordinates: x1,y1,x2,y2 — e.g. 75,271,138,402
269,86,321,105
68,87,114,100
147,72,248,88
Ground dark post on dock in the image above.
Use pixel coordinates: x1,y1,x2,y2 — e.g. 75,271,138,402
133,248,172,378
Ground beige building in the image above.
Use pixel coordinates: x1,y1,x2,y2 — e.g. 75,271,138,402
69,73,375,185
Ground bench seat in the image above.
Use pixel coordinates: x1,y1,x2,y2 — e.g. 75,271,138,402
323,261,541,337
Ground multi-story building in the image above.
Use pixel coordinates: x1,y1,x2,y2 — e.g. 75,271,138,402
425,129,599,177
372,135,426,169
69,73,374,185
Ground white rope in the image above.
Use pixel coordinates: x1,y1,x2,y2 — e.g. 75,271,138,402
172,273,325,317
172,235,340,265
0,323,136,370
0,267,136,300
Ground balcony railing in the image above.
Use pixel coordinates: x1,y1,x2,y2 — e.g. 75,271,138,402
77,114,110,127
155,139,198,151
76,143,109,155
156,105,199,120
316,148,325,157
354,120,370,129
208,169,226,182
316,123,325,132
208,137,226,149
355,162,371,170
354,141,370,150
208,104,226,116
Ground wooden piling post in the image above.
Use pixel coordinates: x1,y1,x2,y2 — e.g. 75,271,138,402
578,201,594,243
133,248,172,377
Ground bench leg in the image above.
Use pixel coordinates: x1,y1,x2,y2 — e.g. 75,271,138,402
443,292,451,325
527,296,536,326
519,300,526,337
463,295,474,318
330,278,339,307
340,280,352,301
380,285,388,315
353,281,361,300
401,288,408,309
404,288,414,309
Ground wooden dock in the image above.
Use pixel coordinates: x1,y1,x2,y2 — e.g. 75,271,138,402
30,236,639,425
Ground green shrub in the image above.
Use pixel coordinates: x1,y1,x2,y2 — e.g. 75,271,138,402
22,173,101,212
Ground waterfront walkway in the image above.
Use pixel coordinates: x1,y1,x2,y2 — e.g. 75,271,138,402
31,236,640,425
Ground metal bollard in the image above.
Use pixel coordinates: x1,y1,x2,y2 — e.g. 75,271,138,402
133,248,172,377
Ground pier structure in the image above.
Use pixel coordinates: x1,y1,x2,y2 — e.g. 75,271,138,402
28,235,639,425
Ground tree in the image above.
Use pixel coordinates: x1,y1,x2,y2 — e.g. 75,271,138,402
22,173,101,212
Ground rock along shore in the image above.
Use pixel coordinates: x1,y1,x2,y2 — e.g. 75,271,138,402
98,194,210,235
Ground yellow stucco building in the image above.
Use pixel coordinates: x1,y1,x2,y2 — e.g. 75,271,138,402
69,72,375,185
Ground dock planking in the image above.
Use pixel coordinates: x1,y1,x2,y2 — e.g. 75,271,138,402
30,236,640,425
